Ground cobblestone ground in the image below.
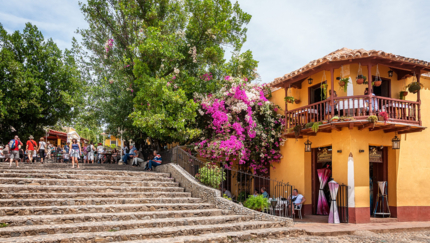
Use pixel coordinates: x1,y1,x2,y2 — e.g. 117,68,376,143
253,230,430,243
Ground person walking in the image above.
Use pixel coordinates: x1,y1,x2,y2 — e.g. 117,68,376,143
69,139,81,168
38,137,47,164
87,142,95,164
26,135,37,164
9,135,23,167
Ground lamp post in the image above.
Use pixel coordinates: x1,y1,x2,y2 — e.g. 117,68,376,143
304,138,312,152
118,127,124,156
392,134,400,150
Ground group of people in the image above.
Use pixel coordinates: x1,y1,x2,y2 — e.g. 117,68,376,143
326,87,379,115
0,135,164,171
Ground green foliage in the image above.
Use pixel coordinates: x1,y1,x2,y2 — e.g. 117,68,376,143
0,23,84,143
284,96,295,103
195,163,226,189
368,115,378,124
331,116,339,121
223,194,232,200
0,223,8,228
406,82,424,94
243,195,270,211
339,78,350,93
293,124,301,139
320,83,328,100
237,191,250,203
78,0,258,144
311,122,322,133
304,122,314,129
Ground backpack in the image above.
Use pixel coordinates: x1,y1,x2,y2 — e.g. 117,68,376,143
86,145,92,152
9,140,17,150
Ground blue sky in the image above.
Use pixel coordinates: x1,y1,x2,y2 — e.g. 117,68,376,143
1,0,430,83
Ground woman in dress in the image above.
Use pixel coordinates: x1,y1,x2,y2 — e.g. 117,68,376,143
38,138,46,164
69,139,81,168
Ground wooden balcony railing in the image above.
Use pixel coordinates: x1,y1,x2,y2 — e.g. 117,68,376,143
285,95,421,129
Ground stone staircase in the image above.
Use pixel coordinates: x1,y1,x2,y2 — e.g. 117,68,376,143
0,163,301,242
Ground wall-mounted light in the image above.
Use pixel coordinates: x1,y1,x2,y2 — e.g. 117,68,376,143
308,77,313,85
336,77,341,80
304,138,312,152
392,135,400,150
337,150,342,153
359,150,365,153
388,70,394,77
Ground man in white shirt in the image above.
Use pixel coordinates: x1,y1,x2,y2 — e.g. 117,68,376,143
97,143,104,163
289,189,306,215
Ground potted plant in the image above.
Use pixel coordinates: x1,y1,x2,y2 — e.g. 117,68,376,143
339,78,350,92
243,194,270,212
321,83,328,100
378,111,388,124
294,99,301,104
368,115,378,124
356,75,367,85
406,82,424,94
293,124,302,139
304,122,314,129
400,91,408,100
321,120,328,124
342,116,353,121
373,77,382,87
331,116,340,122
311,122,322,133
284,96,295,104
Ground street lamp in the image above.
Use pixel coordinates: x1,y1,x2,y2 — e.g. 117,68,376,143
308,77,313,85
388,70,394,77
304,138,312,152
118,127,124,156
392,135,400,149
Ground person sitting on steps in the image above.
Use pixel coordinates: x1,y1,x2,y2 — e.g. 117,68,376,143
145,150,162,171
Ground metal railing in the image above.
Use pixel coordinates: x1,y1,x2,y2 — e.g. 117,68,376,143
164,146,295,219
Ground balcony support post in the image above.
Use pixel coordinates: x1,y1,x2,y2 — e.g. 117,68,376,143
417,70,422,126
285,85,289,128
367,64,373,115
330,67,335,119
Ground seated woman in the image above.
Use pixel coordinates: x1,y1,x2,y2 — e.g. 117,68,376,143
325,90,338,117
145,150,162,171
110,149,119,164
364,88,379,113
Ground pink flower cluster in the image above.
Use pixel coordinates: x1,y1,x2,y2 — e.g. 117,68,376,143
200,73,213,81
195,77,285,174
105,39,114,53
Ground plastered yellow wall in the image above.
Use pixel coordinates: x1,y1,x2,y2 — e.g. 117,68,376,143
104,136,122,147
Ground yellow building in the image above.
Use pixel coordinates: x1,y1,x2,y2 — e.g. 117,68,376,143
103,135,123,148
269,48,430,223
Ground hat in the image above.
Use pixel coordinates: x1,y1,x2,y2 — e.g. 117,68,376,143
29,135,34,139
98,143,102,145
0,146,3,149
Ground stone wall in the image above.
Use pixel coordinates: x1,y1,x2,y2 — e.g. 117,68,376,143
156,163,294,226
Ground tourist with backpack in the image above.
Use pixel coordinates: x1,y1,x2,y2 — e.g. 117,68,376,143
26,135,37,164
86,142,95,164
38,137,46,164
9,135,23,167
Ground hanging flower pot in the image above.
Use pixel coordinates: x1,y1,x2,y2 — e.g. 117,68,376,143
400,91,408,100
373,80,382,87
356,75,366,85
284,96,295,104
294,99,301,104
339,78,350,92
406,82,424,94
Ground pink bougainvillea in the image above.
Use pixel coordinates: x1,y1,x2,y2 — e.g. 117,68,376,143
193,77,286,174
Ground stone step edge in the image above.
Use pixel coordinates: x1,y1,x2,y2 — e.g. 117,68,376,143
0,192,191,197
0,173,175,181
0,220,284,243
0,215,252,235
0,185,183,190
0,203,213,211
0,197,201,203
0,169,170,177
123,227,305,243
0,208,225,223
0,178,178,185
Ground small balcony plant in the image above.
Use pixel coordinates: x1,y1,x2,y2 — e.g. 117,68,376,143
284,96,295,104
400,91,408,100
368,115,378,124
331,116,339,122
321,83,328,99
339,78,350,92
406,82,424,94
373,77,382,87
356,75,367,85
243,194,270,212
378,111,388,124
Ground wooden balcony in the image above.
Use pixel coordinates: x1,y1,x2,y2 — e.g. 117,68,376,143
285,95,424,137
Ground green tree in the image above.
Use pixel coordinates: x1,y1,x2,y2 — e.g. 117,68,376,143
0,23,84,143
78,0,258,144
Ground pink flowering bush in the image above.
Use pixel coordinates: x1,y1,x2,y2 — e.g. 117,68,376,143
194,77,286,174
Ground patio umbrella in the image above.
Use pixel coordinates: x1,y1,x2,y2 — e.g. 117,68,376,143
328,180,340,224
317,168,331,215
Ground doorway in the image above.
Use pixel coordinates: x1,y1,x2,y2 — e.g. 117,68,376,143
369,146,388,216
311,146,333,215
372,76,391,98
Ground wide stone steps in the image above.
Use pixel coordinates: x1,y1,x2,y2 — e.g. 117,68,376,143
0,173,175,182
0,215,252,238
0,185,184,194
0,203,214,216
124,227,304,243
0,192,192,199
0,178,179,187
0,169,170,178
0,197,202,207
0,209,228,227
0,221,283,243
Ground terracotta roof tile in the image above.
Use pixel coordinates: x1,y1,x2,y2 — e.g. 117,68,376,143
270,47,430,87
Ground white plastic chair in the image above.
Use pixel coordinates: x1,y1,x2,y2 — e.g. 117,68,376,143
294,204,303,219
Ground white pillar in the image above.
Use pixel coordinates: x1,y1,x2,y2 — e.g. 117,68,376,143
347,152,355,208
